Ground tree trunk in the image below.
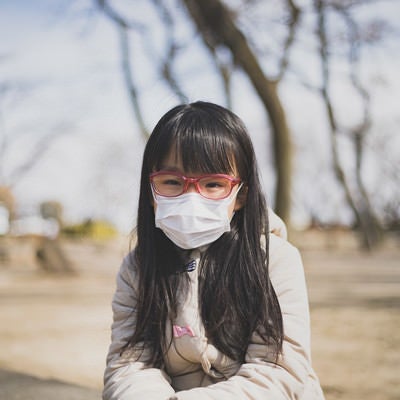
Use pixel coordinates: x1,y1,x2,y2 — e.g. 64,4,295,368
181,0,292,223
315,0,383,250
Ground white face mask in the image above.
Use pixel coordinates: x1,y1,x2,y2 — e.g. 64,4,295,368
153,186,241,250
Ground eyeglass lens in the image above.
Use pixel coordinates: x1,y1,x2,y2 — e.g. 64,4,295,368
152,174,234,199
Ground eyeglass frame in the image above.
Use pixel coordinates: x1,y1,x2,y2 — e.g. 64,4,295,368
149,170,241,200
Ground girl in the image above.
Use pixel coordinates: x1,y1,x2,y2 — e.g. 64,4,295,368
103,101,324,399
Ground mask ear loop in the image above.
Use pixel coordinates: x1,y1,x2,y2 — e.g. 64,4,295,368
149,182,156,199
235,182,244,194
229,183,244,221
231,182,243,200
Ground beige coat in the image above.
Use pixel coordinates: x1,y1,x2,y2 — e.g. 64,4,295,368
103,211,325,399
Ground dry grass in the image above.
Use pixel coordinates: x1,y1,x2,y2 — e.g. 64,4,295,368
0,231,399,400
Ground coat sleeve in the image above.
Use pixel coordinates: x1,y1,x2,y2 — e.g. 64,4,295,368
103,254,176,400
171,235,322,400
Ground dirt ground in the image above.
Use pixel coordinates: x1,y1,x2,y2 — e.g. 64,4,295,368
0,231,399,400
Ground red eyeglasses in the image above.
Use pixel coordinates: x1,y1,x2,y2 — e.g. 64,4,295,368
150,171,241,200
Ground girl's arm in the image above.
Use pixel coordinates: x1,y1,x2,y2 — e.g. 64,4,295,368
170,235,324,400
103,255,175,400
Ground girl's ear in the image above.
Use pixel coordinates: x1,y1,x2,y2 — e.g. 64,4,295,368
234,185,247,211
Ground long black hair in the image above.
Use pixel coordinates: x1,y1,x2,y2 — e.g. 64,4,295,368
128,101,283,367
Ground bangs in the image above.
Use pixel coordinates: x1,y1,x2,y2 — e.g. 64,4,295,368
174,131,237,175
153,111,238,176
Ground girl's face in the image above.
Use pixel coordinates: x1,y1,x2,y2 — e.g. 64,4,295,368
152,149,246,217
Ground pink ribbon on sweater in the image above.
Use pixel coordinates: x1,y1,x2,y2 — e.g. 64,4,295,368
173,324,195,338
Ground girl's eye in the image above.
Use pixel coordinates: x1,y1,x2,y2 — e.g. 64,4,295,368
162,178,183,186
205,181,224,188
201,177,230,192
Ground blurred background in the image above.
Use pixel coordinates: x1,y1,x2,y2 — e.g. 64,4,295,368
0,1,399,399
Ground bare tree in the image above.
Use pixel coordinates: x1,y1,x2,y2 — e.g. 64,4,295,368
95,0,398,247
180,0,300,223
314,0,384,248
97,0,301,223
96,0,189,141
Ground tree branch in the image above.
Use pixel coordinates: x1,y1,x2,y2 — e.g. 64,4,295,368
277,0,302,81
96,0,145,30
315,0,359,220
315,0,382,248
119,27,150,140
181,0,293,222
150,0,188,103
96,0,150,140
334,4,381,234
8,122,75,187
